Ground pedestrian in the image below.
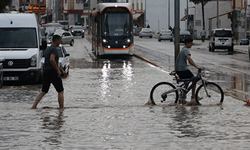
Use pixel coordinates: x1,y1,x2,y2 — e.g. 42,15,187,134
175,37,202,104
147,24,150,28
200,27,206,42
188,26,193,36
169,26,173,32
31,35,67,109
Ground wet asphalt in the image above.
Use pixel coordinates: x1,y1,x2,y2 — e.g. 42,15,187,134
1,35,250,149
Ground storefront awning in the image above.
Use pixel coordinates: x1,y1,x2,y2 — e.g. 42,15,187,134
133,13,141,20
41,14,51,18
181,15,187,21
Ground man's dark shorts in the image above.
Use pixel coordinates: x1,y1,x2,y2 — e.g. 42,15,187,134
176,69,194,79
42,70,64,93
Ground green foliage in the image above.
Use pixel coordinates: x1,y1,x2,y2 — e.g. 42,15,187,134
0,0,12,12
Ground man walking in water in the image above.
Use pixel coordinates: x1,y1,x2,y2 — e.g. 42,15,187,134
175,37,202,104
200,27,206,42
31,35,67,109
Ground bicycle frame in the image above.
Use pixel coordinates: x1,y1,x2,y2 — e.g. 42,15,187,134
171,69,208,95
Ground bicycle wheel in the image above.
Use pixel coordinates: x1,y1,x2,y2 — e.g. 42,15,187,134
195,82,224,105
150,82,178,105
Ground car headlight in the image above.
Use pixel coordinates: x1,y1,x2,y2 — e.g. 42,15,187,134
82,30,84,32
31,54,37,67
71,30,74,32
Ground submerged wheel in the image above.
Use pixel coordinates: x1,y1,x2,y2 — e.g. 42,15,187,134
195,82,224,105
70,40,74,46
150,82,178,105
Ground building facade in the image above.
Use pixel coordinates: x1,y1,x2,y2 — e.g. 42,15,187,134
63,0,97,26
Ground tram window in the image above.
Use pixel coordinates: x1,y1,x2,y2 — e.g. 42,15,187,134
102,12,131,37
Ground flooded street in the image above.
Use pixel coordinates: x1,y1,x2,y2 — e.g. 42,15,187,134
1,37,250,149
1,55,250,149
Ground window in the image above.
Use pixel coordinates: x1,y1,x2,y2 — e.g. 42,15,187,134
0,28,37,48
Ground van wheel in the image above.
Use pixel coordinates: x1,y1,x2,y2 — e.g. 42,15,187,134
0,79,3,88
139,36,142,38
82,36,84,38
228,47,234,55
211,45,215,52
67,66,69,75
249,51,250,61
70,40,74,46
150,36,153,38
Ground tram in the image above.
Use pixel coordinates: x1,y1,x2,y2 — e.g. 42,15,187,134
92,3,134,56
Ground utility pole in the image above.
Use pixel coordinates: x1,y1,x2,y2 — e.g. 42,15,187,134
23,0,26,12
217,0,219,28
39,0,41,23
144,0,146,27
174,0,180,64
168,0,170,29
88,0,91,34
187,0,189,30
32,0,33,13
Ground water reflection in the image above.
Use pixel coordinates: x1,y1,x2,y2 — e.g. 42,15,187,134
101,61,111,100
39,110,65,146
122,61,133,81
166,106,205,138
100,60,135,102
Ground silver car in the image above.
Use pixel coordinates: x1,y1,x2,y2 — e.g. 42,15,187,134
54,30,74,46
41,44,70,75
158,30,173,42
69,25,85,38
139,28,153,38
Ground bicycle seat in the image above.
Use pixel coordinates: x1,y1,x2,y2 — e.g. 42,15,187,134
169,71,177,76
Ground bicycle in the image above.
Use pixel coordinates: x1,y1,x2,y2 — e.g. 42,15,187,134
150,69,224,105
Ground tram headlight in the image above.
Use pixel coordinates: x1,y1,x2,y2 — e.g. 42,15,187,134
125,39,131,43
103,39,108,43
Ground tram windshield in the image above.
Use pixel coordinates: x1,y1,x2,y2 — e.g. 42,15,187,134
102,11,132,39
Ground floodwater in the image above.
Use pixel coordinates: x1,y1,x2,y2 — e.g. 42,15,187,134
0,57,249,150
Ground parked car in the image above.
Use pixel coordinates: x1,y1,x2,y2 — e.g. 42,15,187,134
41,44,70,75
139,28,153,38
158,30,173,42
0,58,4,88
46,31,54,44
180,31,192,43
54,30,74,46
69,25,85,38
134,27,142,36
240,39,249,45
209,28,234,54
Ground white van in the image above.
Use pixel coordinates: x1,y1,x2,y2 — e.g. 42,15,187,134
0,13,47,84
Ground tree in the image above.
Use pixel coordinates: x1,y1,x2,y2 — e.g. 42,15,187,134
190,0,212,28
0,0,12,13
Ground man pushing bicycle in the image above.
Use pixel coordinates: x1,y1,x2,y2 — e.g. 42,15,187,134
175,37,202,104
